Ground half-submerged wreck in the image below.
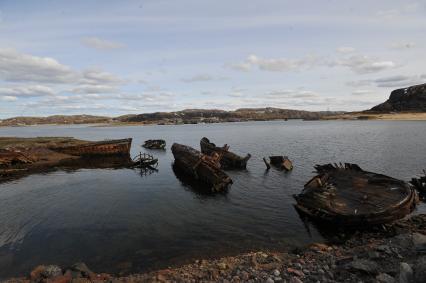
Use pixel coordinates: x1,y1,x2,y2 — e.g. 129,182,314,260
294,163,418,227
200,137,251,169
52,138,132,156
171,143,232,192
411,170,426,196
268,156,293,171
0,137,133,180
142,139,166,150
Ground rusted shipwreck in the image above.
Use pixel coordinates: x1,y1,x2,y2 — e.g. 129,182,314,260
52,138,132,156
411,170,426,196
264,156,293,171
171,143,232,192
142,139,166,150
0,137,133,179
200,137,251,169
294,163,418,227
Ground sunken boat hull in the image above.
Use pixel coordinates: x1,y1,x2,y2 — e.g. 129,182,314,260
411,170,426,196
294,163,418,227
52,138,132,156
171,143,232,192
200,137,251,169
142,139,166,150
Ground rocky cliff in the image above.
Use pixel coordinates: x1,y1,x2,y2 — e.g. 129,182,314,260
371,83,426,112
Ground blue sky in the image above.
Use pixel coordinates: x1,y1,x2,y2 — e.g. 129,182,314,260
0,0,425,118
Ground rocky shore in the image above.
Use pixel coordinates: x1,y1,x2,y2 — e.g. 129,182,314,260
3,214,426,283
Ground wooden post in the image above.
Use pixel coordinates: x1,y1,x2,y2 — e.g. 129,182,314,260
263,157,271,170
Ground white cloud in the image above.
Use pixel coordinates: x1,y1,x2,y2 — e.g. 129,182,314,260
225,62,251,71
181,74,227,83
352,90,374,96
390,42,416,50
72,85,118,94
0,48,77,83
266,90,319,99
346,80,373,87
331,55,396,74
374,74,426,87
246,54,318,72
228,54,319,72
336,47,356,53
82,37,125,50
0,85,55,97
230,52,395,74
80,69,123,85
1,96,17,102
347,74,425,89
377,9,399,18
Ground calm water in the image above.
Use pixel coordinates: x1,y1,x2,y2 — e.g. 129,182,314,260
0,120,425,278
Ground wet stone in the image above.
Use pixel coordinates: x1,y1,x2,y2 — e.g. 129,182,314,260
399,262,413,283
376,273,395,283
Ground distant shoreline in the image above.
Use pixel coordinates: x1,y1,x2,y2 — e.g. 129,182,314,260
321,112,426,121
1,113,426,128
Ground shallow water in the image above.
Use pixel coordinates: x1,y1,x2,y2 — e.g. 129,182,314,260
0,120,425,278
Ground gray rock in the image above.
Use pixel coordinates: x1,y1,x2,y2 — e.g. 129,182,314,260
412,233,426,252
41,265,62,278
377,245,393,255
241,271,250,281
347,259,379,274
273,269,281,277
70,262,94,278
399,262,413,283
368,251,381,259
266,277,275,283
376,273,395,283
289,277,303,283
414,256,426,283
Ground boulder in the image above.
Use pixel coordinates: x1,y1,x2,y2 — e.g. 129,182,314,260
399,262,413,283
347,259,379,274
376,273,395,283
414,256,426,283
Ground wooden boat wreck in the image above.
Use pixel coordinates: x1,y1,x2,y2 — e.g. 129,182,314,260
268,156,293,171
52,138,132,156
294,163,418,227
0,137,134,181
142,139,166,150
131,152,158,168
171,143,232,192
411,170,426,196
200,137,251,169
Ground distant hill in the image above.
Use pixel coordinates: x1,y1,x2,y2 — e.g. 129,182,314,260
0,115,111,126
116,108,344,123
370,83,426,112
0,108,345,127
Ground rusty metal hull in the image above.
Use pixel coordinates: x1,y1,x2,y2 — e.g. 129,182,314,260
411,170,426,195
172,143,232,192
52,138,132,156
294,163,418,227
200,137,250,169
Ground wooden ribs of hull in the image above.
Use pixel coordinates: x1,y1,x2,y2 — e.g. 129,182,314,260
200,137,250,169
294,163,418,227
52,138,132,156
172,143,232,192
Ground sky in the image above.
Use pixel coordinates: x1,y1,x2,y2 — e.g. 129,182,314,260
0,0,425,118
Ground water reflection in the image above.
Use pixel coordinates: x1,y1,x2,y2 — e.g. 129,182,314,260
171,162,228,196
